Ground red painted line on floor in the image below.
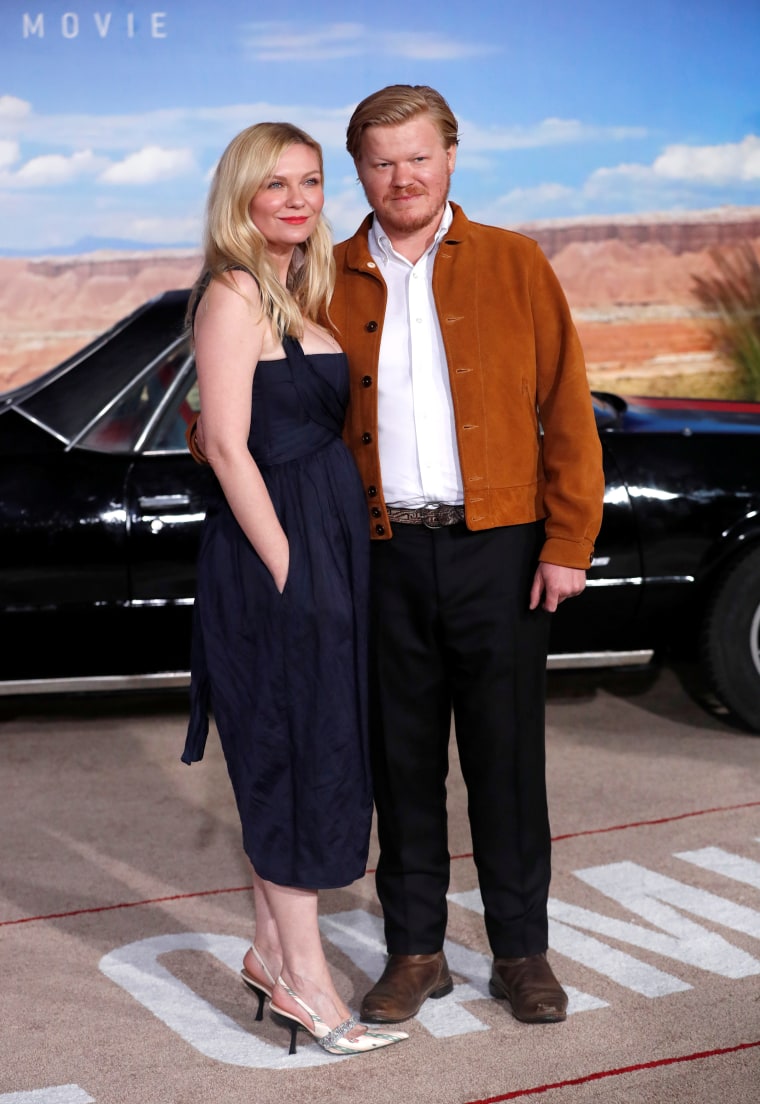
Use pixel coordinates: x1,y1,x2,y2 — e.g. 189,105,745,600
551,799,760,842
448,799,760,860
464,1039,760,1102
0,884,252,927
2,800,757,928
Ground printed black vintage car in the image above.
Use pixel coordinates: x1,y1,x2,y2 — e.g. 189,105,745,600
1,291,759,732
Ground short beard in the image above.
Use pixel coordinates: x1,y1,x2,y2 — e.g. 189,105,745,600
375,179,451,236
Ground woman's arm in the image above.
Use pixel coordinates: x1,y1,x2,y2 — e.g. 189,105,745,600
194,270,290,591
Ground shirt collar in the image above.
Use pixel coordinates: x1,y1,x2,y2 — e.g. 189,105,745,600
369,201,453,264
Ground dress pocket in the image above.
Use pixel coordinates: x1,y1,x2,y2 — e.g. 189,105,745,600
276,543,294,600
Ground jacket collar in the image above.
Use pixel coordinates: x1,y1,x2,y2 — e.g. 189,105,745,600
343,202,468,271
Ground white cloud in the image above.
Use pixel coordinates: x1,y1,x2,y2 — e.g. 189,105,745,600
469,133,760,224
460,116,648,152
472,182,584,225
0,195,204,251
13,149,106,186
0,140,20,170
324,178,372,241
652,134,760,183
242,21,497,61
0,100,354,159
100,146,196,185
586,134,760,190
3,99,642,172
0,95,31,125
382,31,498,60
243,21,363,60
497,183,576,207
118,215,202,244
494,134,760,220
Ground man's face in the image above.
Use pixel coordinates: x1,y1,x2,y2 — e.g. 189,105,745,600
355,115,456,239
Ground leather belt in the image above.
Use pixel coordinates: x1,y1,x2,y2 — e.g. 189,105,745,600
386,503,465,529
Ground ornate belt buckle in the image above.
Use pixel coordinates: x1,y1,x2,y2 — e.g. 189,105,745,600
422,502,443,529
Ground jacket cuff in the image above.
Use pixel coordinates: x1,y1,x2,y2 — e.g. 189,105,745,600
540,536,595,570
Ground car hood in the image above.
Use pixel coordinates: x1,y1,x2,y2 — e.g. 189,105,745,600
594,392,760,434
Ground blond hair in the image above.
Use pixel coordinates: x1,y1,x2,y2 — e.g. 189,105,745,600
346,85,459,161
188,122,335,338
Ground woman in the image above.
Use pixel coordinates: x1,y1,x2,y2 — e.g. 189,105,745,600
181,122,407,1057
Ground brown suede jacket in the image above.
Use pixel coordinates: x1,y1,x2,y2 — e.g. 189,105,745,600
322,203,605,569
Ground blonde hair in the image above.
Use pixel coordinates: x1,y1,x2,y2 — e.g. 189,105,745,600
188,122,335,338
346,85,459,161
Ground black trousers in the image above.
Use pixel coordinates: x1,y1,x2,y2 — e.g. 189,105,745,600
369,520,552,958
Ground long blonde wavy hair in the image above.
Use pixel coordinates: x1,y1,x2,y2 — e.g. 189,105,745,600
188,122,335,339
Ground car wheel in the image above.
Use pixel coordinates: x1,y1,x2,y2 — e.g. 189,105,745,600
702,549,760,733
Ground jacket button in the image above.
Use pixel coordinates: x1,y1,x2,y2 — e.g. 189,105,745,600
365,321,378,332
361,375,373,387
371,507,381,518
367,485,377,497
375,524,386,535
361,432,373,444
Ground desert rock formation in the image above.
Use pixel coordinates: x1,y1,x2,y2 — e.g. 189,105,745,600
1,206,759,396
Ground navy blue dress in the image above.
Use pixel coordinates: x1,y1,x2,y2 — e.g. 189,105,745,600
182,336,372,890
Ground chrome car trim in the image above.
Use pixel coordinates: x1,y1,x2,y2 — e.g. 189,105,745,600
585,577,643,587
0,672,191,696
137,494,192,510
133,349,195,452
546,650,654,670
586,575,695,587
9,405,70,445
130,597,196,607
0,650,657,695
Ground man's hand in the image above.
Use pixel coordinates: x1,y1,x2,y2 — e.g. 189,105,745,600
529,562,586,613
185,412,209,465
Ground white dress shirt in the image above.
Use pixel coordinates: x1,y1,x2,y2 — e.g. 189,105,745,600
368,203,464,508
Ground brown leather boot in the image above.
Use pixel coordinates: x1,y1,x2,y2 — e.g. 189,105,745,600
360,952,453,1023
489,952,568,1023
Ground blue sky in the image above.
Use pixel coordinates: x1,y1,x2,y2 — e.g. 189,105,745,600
1,0,758,252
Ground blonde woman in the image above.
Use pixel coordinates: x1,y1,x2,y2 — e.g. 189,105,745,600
181,122,406,1057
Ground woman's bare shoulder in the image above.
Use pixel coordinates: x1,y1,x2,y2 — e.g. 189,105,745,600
196,269,263,324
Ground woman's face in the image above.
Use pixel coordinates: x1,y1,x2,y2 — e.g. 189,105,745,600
248,142,324,255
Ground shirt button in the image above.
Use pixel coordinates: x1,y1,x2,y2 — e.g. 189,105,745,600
361,432,373,444
365,321,378,332
375,524,386,535
371,507,382,518
367,485,378,497
361,375,372,387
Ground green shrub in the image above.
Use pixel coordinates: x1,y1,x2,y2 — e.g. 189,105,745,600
692,242,760,400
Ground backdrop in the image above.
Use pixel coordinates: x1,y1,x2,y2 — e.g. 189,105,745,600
1,1,759,396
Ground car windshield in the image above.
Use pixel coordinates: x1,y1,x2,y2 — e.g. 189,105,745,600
77,346,196,452
15,292,190,445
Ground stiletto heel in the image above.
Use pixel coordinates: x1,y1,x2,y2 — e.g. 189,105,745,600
284,1019,299,1056
240,945,277,1022
243,981,267,1021
270,976,408,1056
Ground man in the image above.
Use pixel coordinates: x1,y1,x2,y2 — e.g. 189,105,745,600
326,85,604,1026
190,84,605,1026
